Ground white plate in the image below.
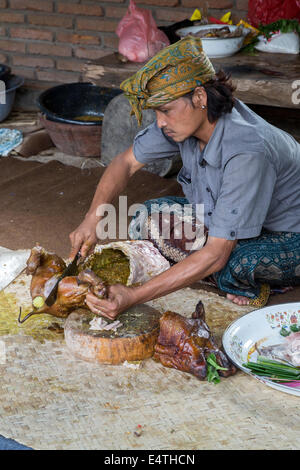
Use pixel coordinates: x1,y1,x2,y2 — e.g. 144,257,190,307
175,24,248,58
222,302,300,396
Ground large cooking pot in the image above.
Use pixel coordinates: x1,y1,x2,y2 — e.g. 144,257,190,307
37,82,122,126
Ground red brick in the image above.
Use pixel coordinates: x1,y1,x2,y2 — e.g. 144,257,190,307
0,53,7,63
155,9,191,22
56,58,84,72
28,42,72,57
231,10,248,22
0,39,26,52
236,0,249,11
105,6,128,18
10,0,53,12
57,2,103,16
56,31,100,45
101,34,119,49
74,46,111,60
0,26,6,36
37,69,80,83
11,66,36,79
0,11,24,23
181,0,233,7
0,0,7,7
10,27,53,41
81,0,123,2
76,17,119,32
136,0,179,5
12,54,54,68
27,13,73,28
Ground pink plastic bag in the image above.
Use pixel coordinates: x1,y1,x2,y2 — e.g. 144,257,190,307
116,0,170,63
248,0,300,27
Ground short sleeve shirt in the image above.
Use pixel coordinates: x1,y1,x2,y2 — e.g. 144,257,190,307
133,99,300,240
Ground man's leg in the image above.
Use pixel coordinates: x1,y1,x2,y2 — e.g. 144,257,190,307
215,231,300,307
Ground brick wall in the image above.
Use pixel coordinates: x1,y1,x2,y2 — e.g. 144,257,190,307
0,0,249,87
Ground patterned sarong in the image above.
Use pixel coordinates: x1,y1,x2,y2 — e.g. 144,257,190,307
129,197,300,308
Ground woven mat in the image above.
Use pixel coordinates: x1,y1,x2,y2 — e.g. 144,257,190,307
0,273,299,450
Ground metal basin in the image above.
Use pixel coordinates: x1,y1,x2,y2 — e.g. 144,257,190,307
37,82,122,126
0,75,24,122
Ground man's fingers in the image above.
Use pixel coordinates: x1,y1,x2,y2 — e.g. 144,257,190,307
86,293,115,311
80,239,95,258
85,298,116,320
69,245,81,260
69,232,84,259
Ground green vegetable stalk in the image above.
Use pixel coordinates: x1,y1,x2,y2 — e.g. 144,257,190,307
207,353,228,384
243,356,300,382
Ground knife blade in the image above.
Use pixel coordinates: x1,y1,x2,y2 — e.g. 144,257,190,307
45,251,81,307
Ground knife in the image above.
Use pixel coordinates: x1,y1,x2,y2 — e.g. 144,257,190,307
45,251,81,307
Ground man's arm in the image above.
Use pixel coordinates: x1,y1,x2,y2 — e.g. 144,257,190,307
69,146,144,258
85,236,237,319
132,235,237,302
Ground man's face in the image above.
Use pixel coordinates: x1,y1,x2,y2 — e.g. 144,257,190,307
154,93,206,142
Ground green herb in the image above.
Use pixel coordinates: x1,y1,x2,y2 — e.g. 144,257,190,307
243,356,300,382
290,324,300,333
258,19,300,39
240,19,300,54
206,353,228,385
240,37,259,54
280,327,291,337
280,323,300,336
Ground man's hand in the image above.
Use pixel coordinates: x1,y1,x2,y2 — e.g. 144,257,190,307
68,146,144,260
85,284,138,320
69,212,99,259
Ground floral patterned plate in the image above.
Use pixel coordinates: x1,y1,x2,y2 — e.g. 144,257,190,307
222,302,300,396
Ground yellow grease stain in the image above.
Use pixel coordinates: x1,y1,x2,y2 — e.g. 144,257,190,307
0,291,65,343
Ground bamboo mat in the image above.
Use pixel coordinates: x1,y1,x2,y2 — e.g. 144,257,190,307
0,272,299,450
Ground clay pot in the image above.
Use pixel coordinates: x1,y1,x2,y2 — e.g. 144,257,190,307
39,113,102,157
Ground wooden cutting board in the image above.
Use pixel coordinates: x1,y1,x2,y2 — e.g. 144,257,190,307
64,305,162,365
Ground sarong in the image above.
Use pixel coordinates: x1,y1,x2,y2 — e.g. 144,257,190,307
129,196,300,308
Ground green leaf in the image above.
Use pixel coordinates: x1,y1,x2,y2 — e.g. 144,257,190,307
290,324,300,333
280,327,290,337
258,19,300,39
206,353,228,384
206,353,228,371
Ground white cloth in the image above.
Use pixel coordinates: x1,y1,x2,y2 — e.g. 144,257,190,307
0,246,30,291
0,129,23,157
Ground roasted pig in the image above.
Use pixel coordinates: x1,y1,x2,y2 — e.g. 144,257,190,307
19,245,107,323
153,300,236,380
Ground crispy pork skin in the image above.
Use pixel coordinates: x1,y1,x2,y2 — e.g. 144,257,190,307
22,245,107,321
153,301,236,380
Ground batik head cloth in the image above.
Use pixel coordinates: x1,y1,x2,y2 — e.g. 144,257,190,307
120,36,216,125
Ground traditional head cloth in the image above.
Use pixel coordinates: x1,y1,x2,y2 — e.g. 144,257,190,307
120,36,215,125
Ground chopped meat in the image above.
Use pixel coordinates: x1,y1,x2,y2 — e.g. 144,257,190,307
89,317,122,331
258,331,300,367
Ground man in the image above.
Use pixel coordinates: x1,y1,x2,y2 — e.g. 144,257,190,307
69,36,300,319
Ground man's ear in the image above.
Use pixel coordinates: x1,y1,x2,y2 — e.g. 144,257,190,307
192,87,207,109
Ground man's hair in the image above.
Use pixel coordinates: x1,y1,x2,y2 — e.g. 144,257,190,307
183,69,236,123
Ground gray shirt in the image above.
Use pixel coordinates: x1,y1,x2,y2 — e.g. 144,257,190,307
133,99,300,240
